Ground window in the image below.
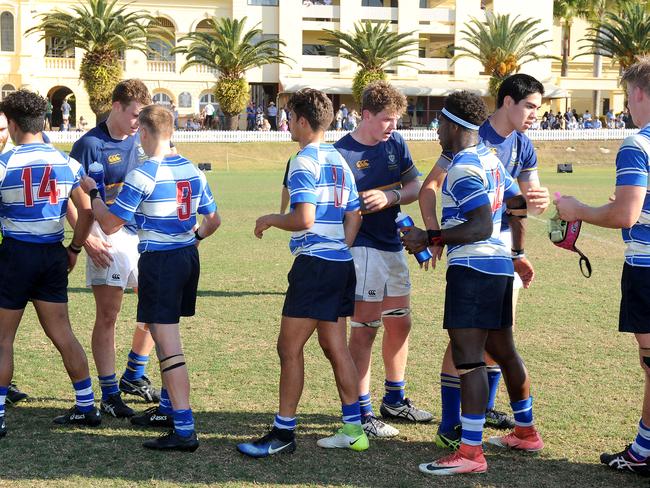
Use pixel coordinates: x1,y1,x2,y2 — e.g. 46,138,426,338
302,44,338,56
199,92,216,112
1,12,13,52
362,0,397,6
147,18,175,62
45,37,74,58
248,0,278,5
1,84,14,100
251,33,279,50
178,92,192,108
153,92,172,107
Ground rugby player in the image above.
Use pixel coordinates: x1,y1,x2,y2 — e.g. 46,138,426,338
403,90,543,475
556,58,650,477
334,81,431,438
81,104,220,451
238,88,367,457
0,90,100,434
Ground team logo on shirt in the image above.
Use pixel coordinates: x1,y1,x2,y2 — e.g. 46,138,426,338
107,153,122,164
356,159,370,170
137,145,146,161
387,152,398,171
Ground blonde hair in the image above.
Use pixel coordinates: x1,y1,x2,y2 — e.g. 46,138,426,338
361,81,407,116
138,104,173,139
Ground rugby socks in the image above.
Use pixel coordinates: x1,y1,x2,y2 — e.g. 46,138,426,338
73,378,95,413
511,396,538,438
359,392,373,417
273,414,296,431
0,386,7,418
158,387,173,415
629,419,650,461
383,379,406,405
172,408,195,438
98,374,119,400
123,350,149,381
486,366,502,410
439,373,461,433
342,401,362,425
460,413,485,447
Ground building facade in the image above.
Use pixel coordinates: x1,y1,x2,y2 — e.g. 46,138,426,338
0,0,623,128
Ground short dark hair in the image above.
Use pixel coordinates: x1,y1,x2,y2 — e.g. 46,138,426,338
112,79,152,107
444,90,489,128
621,57,650,96
288,89,333,132
496,74,544,108
0,90,47,134
139,104,173,139
361,81,406,116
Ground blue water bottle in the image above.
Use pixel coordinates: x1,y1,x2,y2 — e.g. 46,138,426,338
395,212,433,264
88,161,105,201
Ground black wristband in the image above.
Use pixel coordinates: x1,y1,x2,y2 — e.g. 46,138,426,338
427,229,443,246
68,244,82,254
194,229,204,241
89,188,100,200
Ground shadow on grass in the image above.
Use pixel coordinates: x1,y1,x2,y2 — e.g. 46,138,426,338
0,406,645,487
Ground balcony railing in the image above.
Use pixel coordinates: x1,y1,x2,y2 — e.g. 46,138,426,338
44,57,75,70
194,65,219,75
302,4,340,20
147,60,176,73
418,57,453,74
302,55,339,71
361,6,398,22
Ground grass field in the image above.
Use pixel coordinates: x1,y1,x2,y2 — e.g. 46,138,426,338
2,139,647,487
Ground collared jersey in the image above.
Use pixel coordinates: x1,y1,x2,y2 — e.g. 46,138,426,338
442,143,519,276
287,142,360,261
615,123,650,266
437,120,538,231
70,122,148,205
109,154,217,253
334,131,419,252
0,143,83,243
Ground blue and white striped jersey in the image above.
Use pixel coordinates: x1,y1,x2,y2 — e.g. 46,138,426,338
615,124,650,266
287,143,360,261
0,143,83,243
441,143,520,276
110,154,217,253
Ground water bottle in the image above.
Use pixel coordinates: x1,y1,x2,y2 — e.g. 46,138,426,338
88,161,105,201
395,212,433,264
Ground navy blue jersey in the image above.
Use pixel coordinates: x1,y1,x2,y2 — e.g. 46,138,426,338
334,132,418,252
70,122,147,205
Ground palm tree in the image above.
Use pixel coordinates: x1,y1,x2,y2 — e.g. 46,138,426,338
27,0,170,121
322,21,419,103
578,2,650,71
553,0,588,77
454,12,554,98
173,16,289,130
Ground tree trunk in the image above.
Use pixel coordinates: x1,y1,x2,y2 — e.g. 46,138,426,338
561,21,571,77
224,114,240,131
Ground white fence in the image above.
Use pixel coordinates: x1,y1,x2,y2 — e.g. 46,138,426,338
45,128,639,145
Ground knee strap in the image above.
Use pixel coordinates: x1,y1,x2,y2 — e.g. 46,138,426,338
456,362,486,376
350,319,382,328
382,307,411,318
160,354,186,373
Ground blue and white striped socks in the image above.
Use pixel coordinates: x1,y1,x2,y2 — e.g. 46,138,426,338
511,396,534,427
98,374,119,401
0,386,7,418
383,379,406,405
123,350,149,382
460,413,485,446
342,401,361,425
629,419,650,461
440,373,461,433
73,378,95,412
173,408,195,438
273,414,297,431
158,387,173,415
359,392,373,417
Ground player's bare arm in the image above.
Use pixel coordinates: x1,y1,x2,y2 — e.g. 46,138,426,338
518,177,550,215
66,192,113,268
254,202,315,239
417,162,447,269
556,185,646,229
81,176,126,235
343,209,362,248
506,194,534,288
67,186,94,273
195,211,221,243
361,177,420,213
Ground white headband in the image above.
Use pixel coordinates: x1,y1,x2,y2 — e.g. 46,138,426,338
441,108,480,131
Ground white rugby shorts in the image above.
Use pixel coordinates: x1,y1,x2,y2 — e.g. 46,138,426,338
351,246,410,302
86,222,139,289
500,229,523,290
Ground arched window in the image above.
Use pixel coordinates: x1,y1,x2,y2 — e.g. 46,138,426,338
199,92,216,112
153,92,172,107
196,19,212,32
1,84,14,100
0,12,14,52
178,92,192,108
147,18,175,62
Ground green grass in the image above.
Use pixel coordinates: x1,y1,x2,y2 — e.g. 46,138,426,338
3,140,647,487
